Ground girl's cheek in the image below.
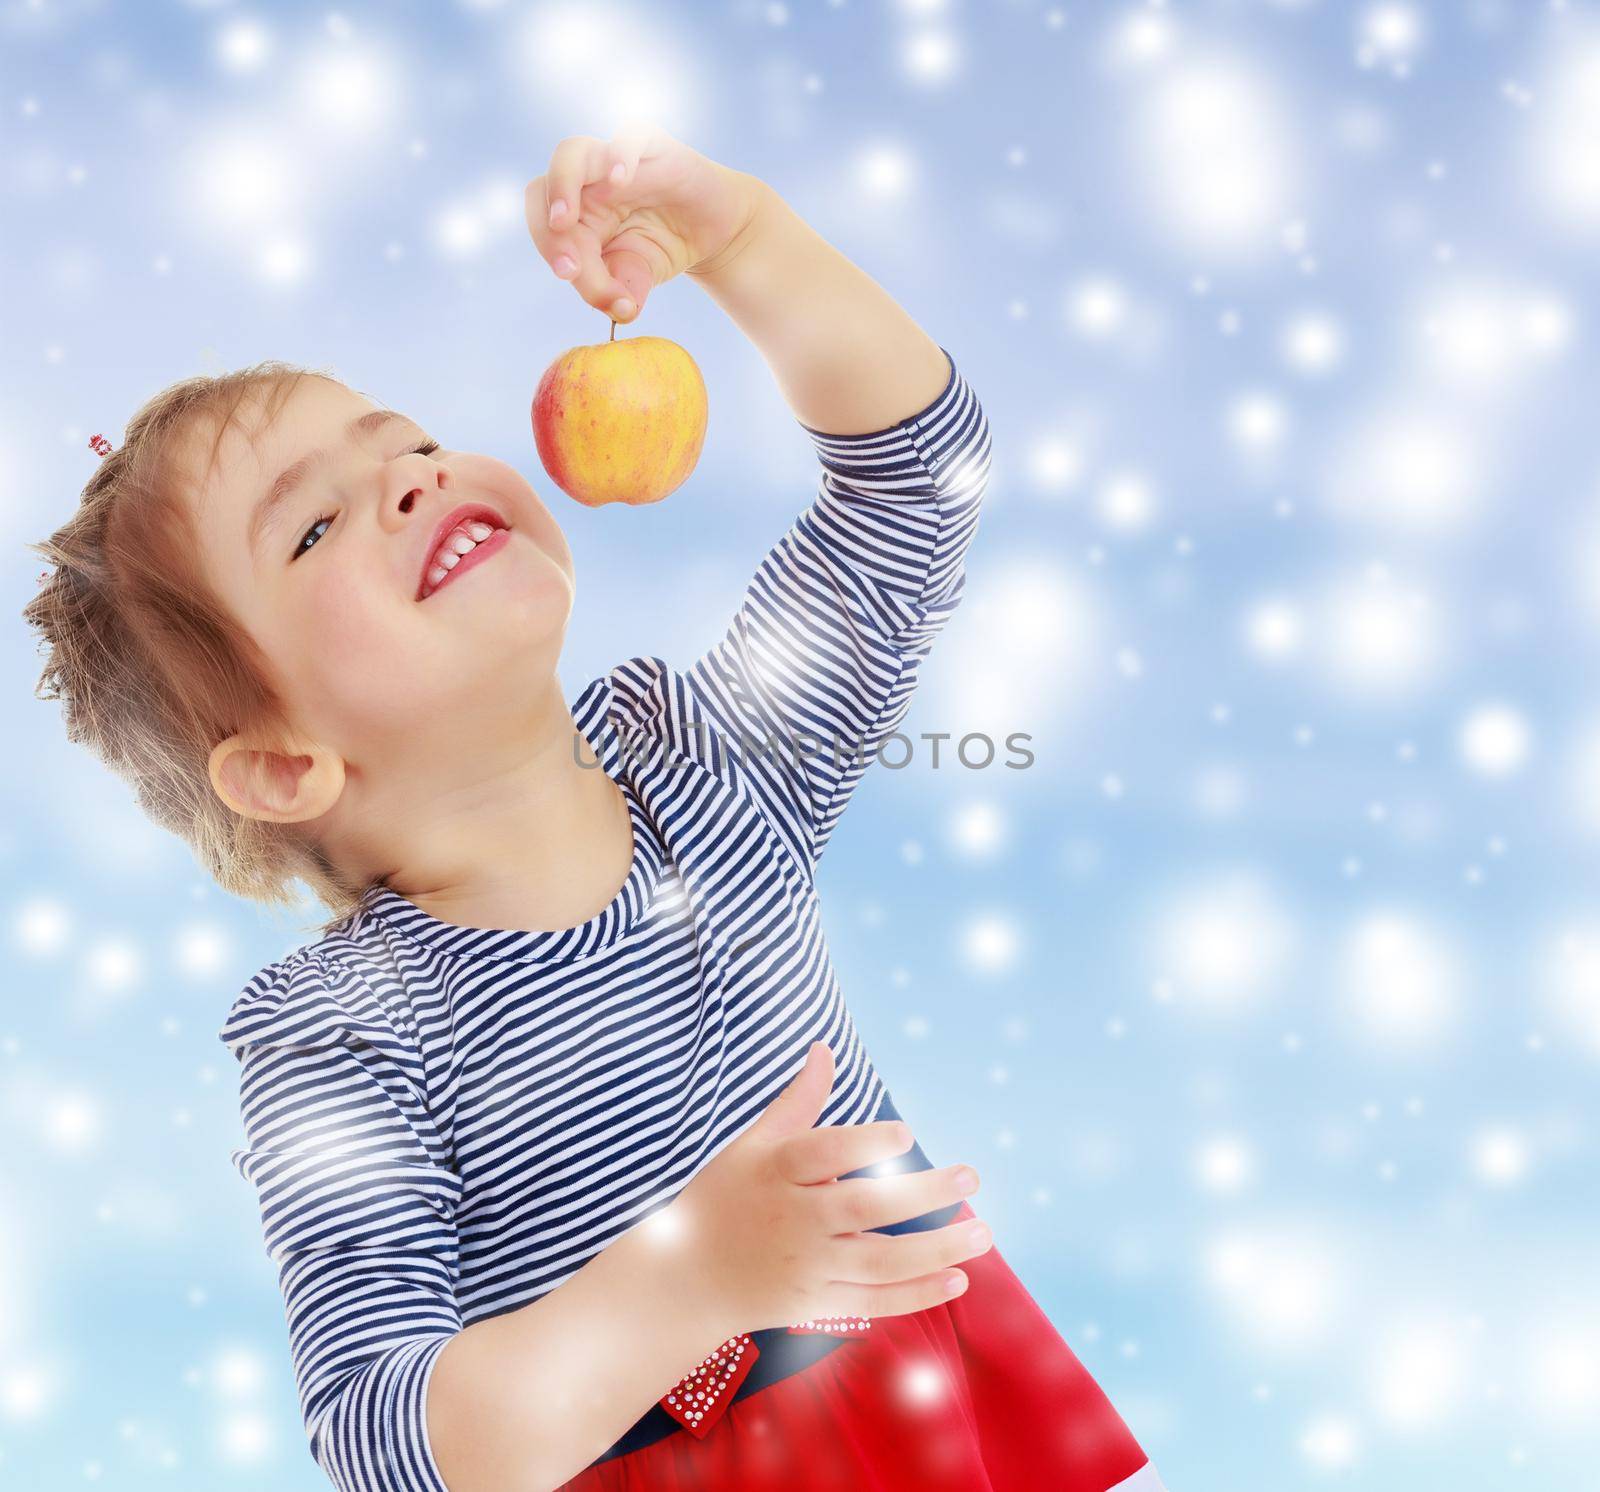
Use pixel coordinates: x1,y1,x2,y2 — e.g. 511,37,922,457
297,591,404,719
306,574,369,631
296,573,395,663
523,502,572,574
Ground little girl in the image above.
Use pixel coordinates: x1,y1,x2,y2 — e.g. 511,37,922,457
25,127,1165,1492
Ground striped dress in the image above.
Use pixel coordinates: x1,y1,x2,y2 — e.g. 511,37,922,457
219,346,1164,1492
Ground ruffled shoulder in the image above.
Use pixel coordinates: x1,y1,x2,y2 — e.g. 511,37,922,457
593,653,740,787
216,945,418,1071
601,653,672,734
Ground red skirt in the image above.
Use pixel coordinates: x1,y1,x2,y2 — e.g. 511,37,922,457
556,1200,1164,1492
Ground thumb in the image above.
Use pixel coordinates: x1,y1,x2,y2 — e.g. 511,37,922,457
752,1041,834,1139
602,244,654,323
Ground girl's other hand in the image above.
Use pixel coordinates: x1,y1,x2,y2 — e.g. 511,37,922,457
525,122,763,325
662,1041,991,1341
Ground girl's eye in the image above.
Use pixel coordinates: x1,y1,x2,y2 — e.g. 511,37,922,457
289,439,444,561
291,512,335,560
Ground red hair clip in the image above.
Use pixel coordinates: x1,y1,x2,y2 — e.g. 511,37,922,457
46,433,119,583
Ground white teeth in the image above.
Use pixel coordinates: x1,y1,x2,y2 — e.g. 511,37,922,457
422,518,502,597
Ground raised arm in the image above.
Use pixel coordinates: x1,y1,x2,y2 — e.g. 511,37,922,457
683,180,993,867
686,175,956,436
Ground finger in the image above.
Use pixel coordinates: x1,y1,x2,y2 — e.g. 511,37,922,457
562,223,633,318
816,1163,979,1235
605,118,659,188
822,1268,971,1322
544,134,607,233
525,175,583,282
752,1042,835,1141
548,142,635,308
829,1214,993,1288
776,1118,913,1185
601,244,653,322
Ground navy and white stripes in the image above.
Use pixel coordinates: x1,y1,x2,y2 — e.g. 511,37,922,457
219,345,990,1491
688,344,988,868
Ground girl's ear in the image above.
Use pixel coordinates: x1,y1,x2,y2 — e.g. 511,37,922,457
207,734,346,824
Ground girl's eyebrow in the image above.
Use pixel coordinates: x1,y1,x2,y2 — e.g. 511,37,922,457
248,409,415,561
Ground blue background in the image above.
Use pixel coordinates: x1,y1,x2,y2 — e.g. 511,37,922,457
6,0,1600,1487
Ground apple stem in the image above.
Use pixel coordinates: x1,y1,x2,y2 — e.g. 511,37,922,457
609,317,617,343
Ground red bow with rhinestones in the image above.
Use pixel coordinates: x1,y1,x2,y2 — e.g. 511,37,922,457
659,1334,760,1439
657,1317,872,1439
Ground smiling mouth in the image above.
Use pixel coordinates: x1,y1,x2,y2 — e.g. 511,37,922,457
419,524,511,600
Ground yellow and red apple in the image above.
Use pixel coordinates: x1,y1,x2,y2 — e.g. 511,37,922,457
532,332,708,507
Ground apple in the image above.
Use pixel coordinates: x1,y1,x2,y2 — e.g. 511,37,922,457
532,329,708,507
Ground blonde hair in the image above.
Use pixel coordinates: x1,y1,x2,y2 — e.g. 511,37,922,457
21,361,377,938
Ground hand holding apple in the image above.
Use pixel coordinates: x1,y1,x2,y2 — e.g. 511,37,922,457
526,125,749,505
525,122,764,324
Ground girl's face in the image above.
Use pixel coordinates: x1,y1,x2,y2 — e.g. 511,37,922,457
184,375,576,766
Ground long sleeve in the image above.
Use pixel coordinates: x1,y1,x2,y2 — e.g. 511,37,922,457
684,344,992,870
219,951,463,1492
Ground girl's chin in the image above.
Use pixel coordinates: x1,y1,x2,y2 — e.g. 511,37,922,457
415,587,573,643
